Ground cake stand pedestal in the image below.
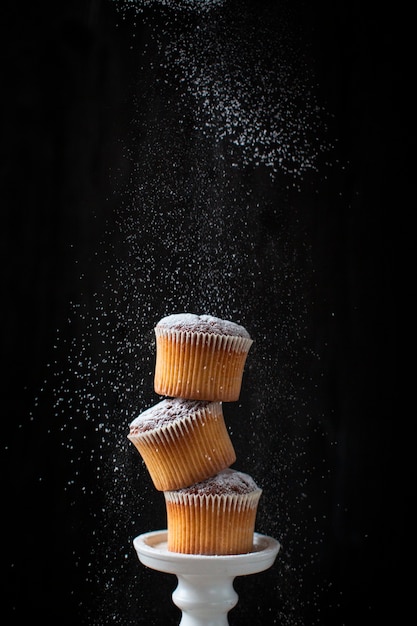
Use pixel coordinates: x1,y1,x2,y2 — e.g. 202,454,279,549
133,529,280,626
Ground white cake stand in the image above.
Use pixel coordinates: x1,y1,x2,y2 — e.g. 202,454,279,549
133,529,280,625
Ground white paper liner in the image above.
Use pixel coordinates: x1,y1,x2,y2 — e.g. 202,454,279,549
164,489,262,555
164,489,262,510
155,327,253,352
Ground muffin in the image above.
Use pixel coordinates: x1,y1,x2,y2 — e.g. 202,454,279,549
127,398,236,491
164,468,262,555
154,313,253,401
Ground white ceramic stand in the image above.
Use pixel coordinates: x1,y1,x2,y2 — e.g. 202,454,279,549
133,530,280,625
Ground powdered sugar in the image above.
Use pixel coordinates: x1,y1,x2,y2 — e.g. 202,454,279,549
111,0,225,14
175,467,259,495
156,313,251,337
129,397,212,432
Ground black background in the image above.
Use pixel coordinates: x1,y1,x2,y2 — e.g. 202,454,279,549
2,1,399,624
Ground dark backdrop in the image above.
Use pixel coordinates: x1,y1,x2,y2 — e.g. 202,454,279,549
2,1,399,625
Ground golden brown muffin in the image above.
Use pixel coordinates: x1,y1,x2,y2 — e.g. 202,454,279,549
128,398,236,491
164,468,262,555
154,313,253,401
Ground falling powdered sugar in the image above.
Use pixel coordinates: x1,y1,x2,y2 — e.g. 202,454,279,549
112,0,333,181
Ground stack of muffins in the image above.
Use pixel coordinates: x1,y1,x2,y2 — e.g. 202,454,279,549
128,313,262,555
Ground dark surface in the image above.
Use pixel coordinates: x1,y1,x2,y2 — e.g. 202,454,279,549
2,1,399,624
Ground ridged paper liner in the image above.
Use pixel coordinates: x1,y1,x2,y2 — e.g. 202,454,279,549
127,402,236,491
154,328,253,401
164,489,262,555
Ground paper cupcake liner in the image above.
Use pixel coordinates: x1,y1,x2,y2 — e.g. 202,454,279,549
164,489,262,555
154,328,253,401
127,402,236,491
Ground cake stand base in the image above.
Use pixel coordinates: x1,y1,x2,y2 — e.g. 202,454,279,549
133,530,280,626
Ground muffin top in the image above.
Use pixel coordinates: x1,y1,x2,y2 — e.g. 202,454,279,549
175,468,260,496
129,398,213,434
155,313,251,339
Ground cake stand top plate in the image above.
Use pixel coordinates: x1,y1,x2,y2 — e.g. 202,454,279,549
133,530,280,577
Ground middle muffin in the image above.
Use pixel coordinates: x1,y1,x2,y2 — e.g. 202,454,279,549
128,398,236,491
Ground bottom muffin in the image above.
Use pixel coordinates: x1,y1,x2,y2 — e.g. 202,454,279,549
164,468,262,555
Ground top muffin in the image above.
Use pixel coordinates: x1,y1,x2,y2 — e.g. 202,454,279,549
154,313,253,401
